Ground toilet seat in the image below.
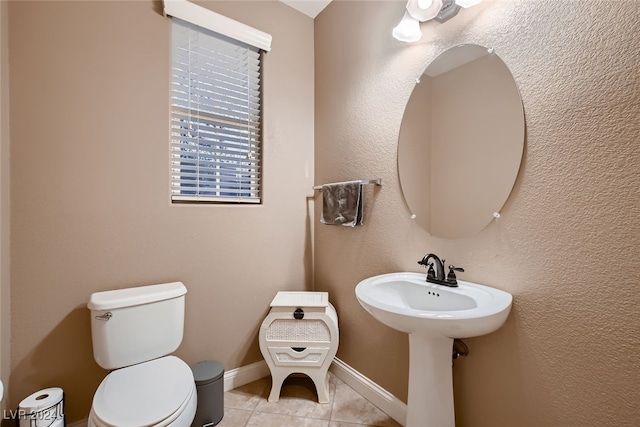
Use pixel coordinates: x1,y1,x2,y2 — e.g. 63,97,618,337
90,356,196,427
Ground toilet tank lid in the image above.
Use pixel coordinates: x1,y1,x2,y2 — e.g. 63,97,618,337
88,282,187,311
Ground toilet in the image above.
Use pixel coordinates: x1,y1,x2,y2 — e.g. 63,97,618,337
87,282,197,427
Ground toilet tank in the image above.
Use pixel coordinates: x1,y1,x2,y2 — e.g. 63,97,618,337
88,282,187,370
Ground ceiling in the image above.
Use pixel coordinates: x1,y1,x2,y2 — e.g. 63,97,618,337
279,0,333,18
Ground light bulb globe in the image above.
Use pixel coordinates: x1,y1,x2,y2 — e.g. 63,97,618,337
407,0,444,21
392,11,422,42
455,0,482,8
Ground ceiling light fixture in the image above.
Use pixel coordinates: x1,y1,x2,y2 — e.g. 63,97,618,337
392,0,482,42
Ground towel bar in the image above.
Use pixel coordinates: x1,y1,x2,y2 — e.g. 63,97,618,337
312,178,382,191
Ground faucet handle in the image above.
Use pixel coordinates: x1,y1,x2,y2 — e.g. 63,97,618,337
446,265,464,285
417,258,436,279
426,262,436,279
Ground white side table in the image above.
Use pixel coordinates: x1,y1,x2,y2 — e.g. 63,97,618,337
259,291,339,403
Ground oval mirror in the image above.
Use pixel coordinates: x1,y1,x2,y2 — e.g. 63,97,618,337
398,44,524,239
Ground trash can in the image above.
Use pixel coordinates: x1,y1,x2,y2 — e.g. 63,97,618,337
191,360,224,427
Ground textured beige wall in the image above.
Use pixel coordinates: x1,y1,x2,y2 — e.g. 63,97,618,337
0,0,10,413
8,0,313,423
315,0,639,426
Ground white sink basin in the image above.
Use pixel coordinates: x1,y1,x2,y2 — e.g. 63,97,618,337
355,272,512,338
355,271,513,427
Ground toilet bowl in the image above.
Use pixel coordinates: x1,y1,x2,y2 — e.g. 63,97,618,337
88,356,197,427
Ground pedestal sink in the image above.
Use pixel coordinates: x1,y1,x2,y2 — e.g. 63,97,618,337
355,272,512,427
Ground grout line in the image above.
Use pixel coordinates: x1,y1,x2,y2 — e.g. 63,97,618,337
330,358,406,426
223,361,403,426
328,378,335,424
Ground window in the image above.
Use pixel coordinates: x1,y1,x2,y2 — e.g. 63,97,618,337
169,15,264,203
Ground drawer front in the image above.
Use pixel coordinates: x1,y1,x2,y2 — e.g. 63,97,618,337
267,346,330,367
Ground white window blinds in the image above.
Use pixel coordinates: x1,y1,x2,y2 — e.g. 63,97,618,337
170,18,263,203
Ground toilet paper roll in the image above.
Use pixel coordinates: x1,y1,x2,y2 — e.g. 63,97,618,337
19,387,63,413
19,387,64,427
45,417,64,427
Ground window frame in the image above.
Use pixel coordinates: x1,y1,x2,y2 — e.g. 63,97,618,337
164,0,271,204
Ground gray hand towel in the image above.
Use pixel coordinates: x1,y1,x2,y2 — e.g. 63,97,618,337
320,181,364,226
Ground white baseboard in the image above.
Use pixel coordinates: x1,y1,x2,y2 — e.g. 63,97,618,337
330,357,407,426
68,358,406,427
223,359,270,392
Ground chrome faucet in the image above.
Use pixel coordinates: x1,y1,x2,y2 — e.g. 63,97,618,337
417,253,464,287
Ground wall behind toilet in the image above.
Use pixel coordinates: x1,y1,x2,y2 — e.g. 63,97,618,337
0,0,10,414
7,1,313,423
314,0,639,426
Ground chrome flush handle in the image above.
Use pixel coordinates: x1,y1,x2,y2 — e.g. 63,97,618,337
95,312,112,321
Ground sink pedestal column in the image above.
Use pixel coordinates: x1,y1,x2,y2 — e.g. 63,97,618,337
406,334,455,427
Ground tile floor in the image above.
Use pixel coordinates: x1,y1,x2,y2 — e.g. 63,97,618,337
218,373,402,427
